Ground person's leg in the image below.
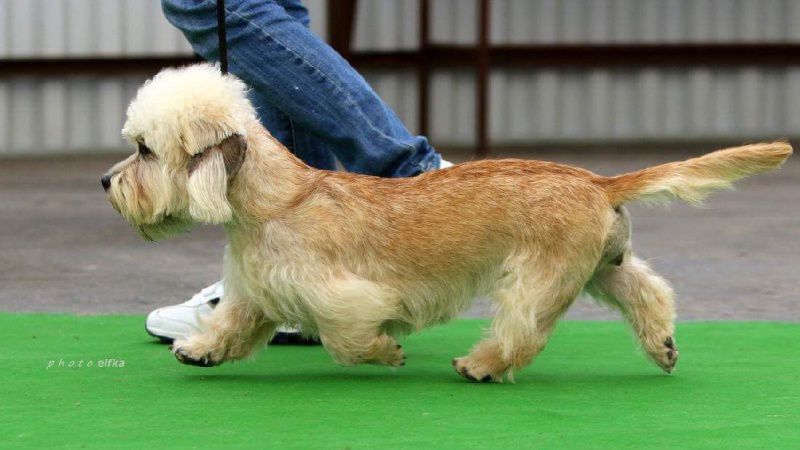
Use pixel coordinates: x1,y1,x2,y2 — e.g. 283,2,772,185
161,0,441,177
247,0,338,170
252,97,338,170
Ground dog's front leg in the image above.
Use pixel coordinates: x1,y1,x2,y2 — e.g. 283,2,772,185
312,277,404,367
319,330,406,367
172,296,276,367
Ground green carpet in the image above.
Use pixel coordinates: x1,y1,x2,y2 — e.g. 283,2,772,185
2,314,799,449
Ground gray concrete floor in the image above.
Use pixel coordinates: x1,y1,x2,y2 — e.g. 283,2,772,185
1,146,798,320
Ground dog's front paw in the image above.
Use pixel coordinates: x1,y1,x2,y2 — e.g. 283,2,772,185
452,357,500,383
384,344,406,367
171,339,221,367
364,335,406,367
648,336,679,373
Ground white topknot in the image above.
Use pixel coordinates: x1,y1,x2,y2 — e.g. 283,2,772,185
122,63,257,158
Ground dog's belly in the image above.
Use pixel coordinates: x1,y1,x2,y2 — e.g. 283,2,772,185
384,265,502,332
237,252,495,336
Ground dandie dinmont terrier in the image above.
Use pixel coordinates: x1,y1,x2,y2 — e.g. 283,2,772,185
103,64,791,382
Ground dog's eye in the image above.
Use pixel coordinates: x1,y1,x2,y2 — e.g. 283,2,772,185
138,142,153,157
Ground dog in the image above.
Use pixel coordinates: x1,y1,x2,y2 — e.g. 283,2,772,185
103,64,792,382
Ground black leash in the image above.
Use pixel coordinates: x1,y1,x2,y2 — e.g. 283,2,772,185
217,0,228,74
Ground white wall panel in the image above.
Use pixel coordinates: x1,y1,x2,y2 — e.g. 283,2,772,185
66,0,93,56
123,0,151,55
0,0,8,57
362,66,800,147
150,4,193,55
8,1,800,57
610,71,635,137
0,83,8,151
534,70,560,138
3,0,191,58
586,0,612,43
9,80,38,153
429,0,477,45
789,1,800,41
534,0,558,43
41,80,68,152
712,71,735,135
9,0,36,56
355,0,418,50
638,69,662,136
97,0,124,56
484,0,800,45
586,70,611,138
41,0,67,56
362,70,418,134
97,80,125,148
663,0,686,42
662,70,687,136
65,78,96,151
787,69,800,131
739,69,762,135
761,70,785,134
688,69,713,135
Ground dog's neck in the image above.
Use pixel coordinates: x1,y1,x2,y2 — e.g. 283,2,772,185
226,119,316,226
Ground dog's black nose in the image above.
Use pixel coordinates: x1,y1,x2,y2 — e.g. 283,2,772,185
101,174,112,191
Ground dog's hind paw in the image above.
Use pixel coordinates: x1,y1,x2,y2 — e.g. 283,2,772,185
452,357,499,383
171,343,219,368
649,336,679,373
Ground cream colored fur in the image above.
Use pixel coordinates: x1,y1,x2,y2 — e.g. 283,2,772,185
104,64,792,382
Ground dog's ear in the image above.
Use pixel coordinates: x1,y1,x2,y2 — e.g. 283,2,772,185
186,134,247,224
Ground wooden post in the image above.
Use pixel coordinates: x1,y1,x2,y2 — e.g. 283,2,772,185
476,0,491,158
327,0,358,59
418,0,431,137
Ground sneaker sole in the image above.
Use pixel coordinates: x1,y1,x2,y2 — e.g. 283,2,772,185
146,323,320,346
145,323,178,344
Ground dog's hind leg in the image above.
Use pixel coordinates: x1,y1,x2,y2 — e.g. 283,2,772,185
586,254,678,373
453,264,583,383
172,297,277,367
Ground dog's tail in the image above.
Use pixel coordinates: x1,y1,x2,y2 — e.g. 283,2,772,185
595,142,792,207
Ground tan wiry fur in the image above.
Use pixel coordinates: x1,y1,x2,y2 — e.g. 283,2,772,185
104,64,792,382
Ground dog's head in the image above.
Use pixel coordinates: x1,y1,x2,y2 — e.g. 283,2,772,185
102,64,256,240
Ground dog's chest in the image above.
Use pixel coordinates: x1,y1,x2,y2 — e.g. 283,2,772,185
232,241,319,323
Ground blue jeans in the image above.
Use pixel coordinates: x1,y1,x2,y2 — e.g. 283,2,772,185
161,0,441,177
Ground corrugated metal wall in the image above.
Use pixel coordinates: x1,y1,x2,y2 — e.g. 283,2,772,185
2,0,800,155
0,0,325,155
356,0,800,146
0,0,194,155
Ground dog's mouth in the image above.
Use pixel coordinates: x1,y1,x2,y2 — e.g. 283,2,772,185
137,214,194,241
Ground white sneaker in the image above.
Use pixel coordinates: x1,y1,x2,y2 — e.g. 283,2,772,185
145,280,316,344
440,158,454,169
145,281,223,343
